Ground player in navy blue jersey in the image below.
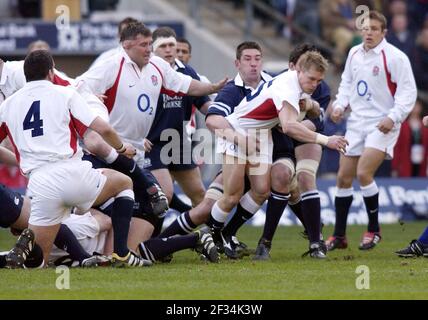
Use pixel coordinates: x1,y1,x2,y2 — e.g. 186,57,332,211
144,27,210,209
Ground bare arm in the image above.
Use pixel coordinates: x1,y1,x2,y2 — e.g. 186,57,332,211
279,101,348,152
187,78,228,97
206,114,248,147
88,117,135,156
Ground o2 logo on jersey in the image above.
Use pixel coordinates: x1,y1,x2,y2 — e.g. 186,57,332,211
137,94,153,115
23,100,44,137
357,80,372,102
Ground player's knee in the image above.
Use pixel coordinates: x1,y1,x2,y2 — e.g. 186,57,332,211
336,171,353,188
221,193,241,210
356,169,373,185
114,172,133,192
251,185,271,203
270,165,293,193
296,172,315,191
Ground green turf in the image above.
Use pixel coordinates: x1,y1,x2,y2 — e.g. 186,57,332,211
1,222,428,300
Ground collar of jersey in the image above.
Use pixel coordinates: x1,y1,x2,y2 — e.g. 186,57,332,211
174,58,186,71
359,37,388,55
234,71,271,89
25,80,53,88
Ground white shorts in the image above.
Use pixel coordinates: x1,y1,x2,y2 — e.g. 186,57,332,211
49,212,107,261
216,127,273,164
344,117,400,159
28,160,107,226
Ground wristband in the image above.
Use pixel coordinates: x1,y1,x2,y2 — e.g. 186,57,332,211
315,134,329,146
116,143,126,153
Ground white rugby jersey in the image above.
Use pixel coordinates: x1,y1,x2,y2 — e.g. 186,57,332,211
75,48,193,152
0,61,26,104
0,80,97,175
226,70,302,130
333,38,417,123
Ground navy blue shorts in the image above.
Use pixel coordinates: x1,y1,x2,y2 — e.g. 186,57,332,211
144,143,197,171
272,128,296,163
0,184,24,228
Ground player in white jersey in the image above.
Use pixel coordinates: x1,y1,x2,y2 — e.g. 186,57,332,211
76,22,226,168
207,51,348,258
326,11,417,251
0,50,151,268
0,59,26,105
76,22,227,244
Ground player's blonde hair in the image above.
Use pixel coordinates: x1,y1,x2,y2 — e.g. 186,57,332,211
297,51,328,73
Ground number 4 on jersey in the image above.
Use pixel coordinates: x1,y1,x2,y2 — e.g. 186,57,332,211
23,100,44,137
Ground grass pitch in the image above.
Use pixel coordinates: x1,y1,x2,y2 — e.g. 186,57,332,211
1,222,428,300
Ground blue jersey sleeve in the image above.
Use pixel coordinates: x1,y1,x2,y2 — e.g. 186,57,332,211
206,81,245,118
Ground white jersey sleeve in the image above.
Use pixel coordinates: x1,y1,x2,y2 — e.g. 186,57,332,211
386,52,417,124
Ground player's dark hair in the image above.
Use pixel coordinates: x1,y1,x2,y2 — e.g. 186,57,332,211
120,22,151,42
177,37,192,53
118,17,139,35
289,43,318,65
236,41,262,60
152,26,177,42
24,50,54,82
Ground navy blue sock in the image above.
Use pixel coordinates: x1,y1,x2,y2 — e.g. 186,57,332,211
419,226,428,245
207,214,224,231
170,193,192,212
54,224,90,262
111,196,134,257
261,190,289,241
222,204,255,237
289,200,306,229
334,195,353,237
159,211,197,238
24,243,44,268
301,191,321,243
139,233,198,262
110,155,158,191
363,193,380,233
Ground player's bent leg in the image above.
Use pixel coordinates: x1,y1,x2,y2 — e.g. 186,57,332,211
93,170,150,267
127,217,155,252
10,196,31,231
172,167,206,206
28,224,60,267
93,169,133,206
158,175,221,239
